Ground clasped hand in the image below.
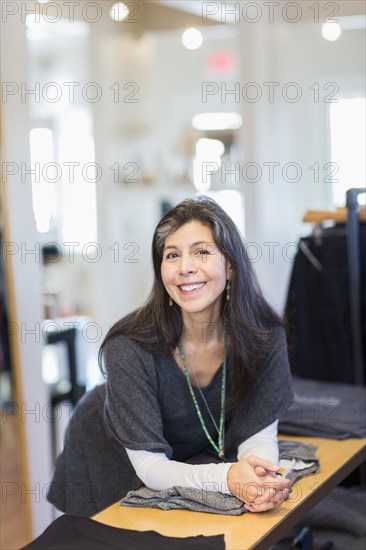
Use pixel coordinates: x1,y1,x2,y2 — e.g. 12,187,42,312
227,455,291,512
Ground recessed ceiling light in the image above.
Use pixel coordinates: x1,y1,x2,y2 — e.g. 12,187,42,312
182,28,203,50
109,2,130,22
321,22,342,41
192,113,243,131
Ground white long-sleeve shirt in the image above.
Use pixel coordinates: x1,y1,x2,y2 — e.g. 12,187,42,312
126,420,278,495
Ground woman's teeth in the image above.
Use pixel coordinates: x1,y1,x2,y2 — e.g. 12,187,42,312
179,283,206,292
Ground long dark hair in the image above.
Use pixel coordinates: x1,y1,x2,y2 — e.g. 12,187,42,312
99,196,283,408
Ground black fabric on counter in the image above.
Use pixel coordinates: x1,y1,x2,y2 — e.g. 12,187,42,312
285,226,366,384
21,514,225,550
279,376,366,439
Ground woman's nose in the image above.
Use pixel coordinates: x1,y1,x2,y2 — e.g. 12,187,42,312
179,255,197,276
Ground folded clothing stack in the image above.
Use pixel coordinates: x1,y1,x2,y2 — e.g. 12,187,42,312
279,376,366,439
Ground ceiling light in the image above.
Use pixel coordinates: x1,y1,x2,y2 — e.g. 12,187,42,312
196,138,225,158
182,28,203,50
192,113,243,131
321,22,342,41
109,2,130,22
26,15,89,39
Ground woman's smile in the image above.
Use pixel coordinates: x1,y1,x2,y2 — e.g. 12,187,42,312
177,282,207,295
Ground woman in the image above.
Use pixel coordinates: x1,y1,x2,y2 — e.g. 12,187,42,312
100,196,293,513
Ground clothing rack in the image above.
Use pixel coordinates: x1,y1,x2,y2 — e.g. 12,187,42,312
303,205,366,224
302,188,365,386
346,189,365,386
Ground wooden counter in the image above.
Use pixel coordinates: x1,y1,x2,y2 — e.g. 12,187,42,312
93,436,366,550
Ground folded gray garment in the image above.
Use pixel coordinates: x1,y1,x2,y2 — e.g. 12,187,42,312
278,440,318,461
277,440,319,483
120,441,319,515
121,486,245,516
279,376,366,439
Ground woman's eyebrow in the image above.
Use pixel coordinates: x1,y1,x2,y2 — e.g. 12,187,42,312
164,241,213,251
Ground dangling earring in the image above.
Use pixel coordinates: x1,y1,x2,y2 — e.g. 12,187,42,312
226,281,231,302
169,295,173,306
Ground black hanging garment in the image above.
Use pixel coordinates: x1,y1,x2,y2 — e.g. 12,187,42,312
285,225,366,384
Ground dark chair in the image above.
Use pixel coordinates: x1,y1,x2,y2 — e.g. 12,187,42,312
47,383,142,517
46,326,85,408
45,327,86,459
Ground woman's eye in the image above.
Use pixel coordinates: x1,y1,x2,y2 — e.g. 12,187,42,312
197,249,209,255
166,252,179,260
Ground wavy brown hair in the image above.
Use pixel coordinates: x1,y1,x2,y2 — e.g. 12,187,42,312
99,195,283,408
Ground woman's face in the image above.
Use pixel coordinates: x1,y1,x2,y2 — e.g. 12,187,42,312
161,221,231,319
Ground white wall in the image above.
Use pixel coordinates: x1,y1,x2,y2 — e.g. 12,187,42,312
88,14,364,326
88,24,241,334
237,19,365,313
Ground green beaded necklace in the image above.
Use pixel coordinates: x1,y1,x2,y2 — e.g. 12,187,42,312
178,323,227,461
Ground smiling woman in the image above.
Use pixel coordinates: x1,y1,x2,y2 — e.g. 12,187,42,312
48,196,293,516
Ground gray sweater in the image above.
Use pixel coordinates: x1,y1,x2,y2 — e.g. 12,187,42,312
104,328,293,462
48,326,293,516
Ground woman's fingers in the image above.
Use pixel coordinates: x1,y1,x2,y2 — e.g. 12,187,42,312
273,488,289,504
245,487,290,511
244,483,290,505
254,466,266,477
256,474,291,494
255,486,289,505
244,490,288,512
227,459,291,505
246,455,280,473
254,486,277,504
244,500,277,512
